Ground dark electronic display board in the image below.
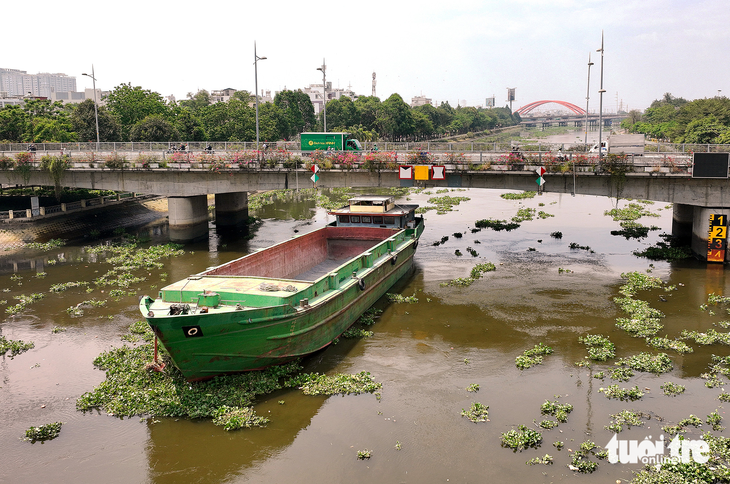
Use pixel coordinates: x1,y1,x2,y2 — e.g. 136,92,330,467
693,152,730,178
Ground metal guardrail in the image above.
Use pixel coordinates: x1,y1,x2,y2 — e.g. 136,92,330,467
1,141,730,154
0,193,142,222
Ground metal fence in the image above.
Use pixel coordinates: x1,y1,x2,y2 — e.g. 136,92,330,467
2,140,729,155
0,193,141,222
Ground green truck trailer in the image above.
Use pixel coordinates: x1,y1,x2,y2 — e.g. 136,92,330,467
300,132,362,152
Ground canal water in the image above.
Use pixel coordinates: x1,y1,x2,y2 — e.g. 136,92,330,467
1,188,727,483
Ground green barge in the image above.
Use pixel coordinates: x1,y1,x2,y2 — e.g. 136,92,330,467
140,196,423,380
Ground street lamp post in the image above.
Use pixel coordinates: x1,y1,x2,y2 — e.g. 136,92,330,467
584,52,593,148
597,31,606,166
82,66,100,151
254,41,267,154
317,59,327,132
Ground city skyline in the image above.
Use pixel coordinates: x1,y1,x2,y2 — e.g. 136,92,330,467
4,0,728,112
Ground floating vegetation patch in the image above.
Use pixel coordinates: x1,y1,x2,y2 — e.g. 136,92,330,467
633,233,692,261
537,211,554,219
461,402,489,423
616,352,673,374
605,203,661,222
500,425,542,451
356,449,372,460
386,293,418,304
466,383,480,392
515,343,554,370
49,281,89,293
540,400,573,423
526,454,553,466
598,385,644,401
578,334,615,361
568,441,606,473
550,231,563,239
474,218,521,231
51,326,67,334
568,242,592,252
212,406,269,431
426,195,471,214
77,325,304,422
538,419,559,429
609,367,635,382
23,422,62,442
341,328,374,339
286,371,382,396
610,222,659,240
24,239,66,251
613,272,667,339
5,292,45,315
605,410,648,433
646,337,693,354
512,208,536,223
0,336,35,358
501,191,537,200
707,411,724,431
660,382,686,396
682,329,730,346
358,308,382,326
66,298,107,317
440,262,496,287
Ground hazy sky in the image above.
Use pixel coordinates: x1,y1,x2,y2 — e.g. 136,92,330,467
7,0,728,112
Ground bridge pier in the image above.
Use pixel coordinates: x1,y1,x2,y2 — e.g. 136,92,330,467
674,204,730,262
168,195,209,242
214,191,249,227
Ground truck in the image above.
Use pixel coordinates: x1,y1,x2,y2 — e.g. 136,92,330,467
590,134,645,155
300,132,362,152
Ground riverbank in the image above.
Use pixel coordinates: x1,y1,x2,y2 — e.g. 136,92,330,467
0,197,168,252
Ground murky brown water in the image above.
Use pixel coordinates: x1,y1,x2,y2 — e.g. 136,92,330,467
1,188,728,483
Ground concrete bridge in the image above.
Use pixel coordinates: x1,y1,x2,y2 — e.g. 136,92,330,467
1,162,728,260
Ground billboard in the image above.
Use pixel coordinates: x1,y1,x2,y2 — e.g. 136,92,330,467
507,88,516,102
485,96,495,107
693,152,730,179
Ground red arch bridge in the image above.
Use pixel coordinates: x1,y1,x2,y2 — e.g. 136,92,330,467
515,100,586,116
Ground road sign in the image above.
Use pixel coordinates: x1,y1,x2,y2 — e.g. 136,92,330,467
311,173,319,183
536,177,545,187
311,164,319,174
536,166,546,176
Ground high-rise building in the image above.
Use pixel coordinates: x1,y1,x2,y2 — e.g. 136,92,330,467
0,68,77,98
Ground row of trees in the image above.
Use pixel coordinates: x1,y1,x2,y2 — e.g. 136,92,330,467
0,83,520,144
621,93,730,144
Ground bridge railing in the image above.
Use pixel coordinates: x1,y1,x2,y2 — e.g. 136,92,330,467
0,192,141,222
3,141,729,155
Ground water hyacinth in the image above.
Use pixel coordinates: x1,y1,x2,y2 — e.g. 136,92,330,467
660,381,686,396
286,371,382,396
615,352,673,374
0,336,35,358
605,410,648,433
578,334,615,361
461,402,489,423
212,406,269,431
24,422,62,442
598,385,644,401
500,425,542,451
681,329,730,346
540,400,573,423
515,343,554,370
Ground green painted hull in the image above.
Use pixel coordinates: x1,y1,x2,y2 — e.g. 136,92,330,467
140,221,423,380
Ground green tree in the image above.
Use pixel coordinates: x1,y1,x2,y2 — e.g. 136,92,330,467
179,90,211,112
171,106,206,141
0,106,28,142
274,90,315,139
70,99,121,142
324,96,359,131
129,115,180,142
32,117,78,143
354,96,381,133
379,94,413,141
105,83,170,140
681,115,728,144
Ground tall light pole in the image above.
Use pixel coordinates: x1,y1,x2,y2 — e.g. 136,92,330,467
82,66,100,151
317,59,327,132
254,41,267,153
584,52,593,147
597,31,606,165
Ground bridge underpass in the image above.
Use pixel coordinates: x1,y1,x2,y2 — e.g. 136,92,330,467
1,167,728,260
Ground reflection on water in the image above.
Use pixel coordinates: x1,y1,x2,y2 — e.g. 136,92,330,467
1,188,729,483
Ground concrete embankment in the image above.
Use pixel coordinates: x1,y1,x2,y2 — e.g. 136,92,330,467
0,198,169,252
